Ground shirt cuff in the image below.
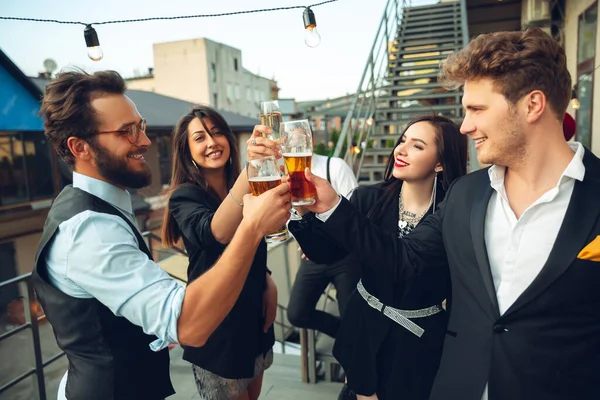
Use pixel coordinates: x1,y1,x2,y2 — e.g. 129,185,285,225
149,284,186,352
315,195,342,222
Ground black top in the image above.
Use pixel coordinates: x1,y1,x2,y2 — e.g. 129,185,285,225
309,149,600,400
289,182,448,399
33,186,174,400
168,183,275,379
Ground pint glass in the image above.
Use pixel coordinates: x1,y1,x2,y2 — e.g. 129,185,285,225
280,120,316,206
246,155,289,244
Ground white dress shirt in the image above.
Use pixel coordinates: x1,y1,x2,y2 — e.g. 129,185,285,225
481,141,585,399
311,154,358,199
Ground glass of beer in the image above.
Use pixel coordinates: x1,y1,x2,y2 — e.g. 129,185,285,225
260,101,282,141
246,155,289,244
280,119,316,206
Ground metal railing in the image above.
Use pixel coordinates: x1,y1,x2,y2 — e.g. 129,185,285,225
334,0,480,175
0,231,313,398
0,273,65,400
334,0,411,168
334,1,439,168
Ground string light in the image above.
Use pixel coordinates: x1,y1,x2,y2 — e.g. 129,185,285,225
0,0,338,59
84,25,103,61
303,7,321,47
571,88,580,110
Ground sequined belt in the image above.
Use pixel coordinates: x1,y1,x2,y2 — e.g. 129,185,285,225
356,280,442,338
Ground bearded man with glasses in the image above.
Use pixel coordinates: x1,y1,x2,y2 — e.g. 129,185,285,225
33,70,291,400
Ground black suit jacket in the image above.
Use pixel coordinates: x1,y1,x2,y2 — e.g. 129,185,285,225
168,184,274,379
319,149,600,400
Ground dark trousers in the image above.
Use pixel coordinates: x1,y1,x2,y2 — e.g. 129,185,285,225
287,256,361,338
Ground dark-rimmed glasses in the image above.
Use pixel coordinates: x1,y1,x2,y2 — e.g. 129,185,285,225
96,119,147,144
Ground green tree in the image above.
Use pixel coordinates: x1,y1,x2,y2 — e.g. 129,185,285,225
314,142,328,156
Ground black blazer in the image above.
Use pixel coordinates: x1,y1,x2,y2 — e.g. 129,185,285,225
168,184,275,379
315,149,600,400
290,182,448,400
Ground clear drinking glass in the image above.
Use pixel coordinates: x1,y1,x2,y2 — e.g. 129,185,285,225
280,119,316,206
246,155,289,243
260,101,282,141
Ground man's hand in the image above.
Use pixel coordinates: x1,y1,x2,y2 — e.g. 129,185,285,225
297,246,309,261
242,183,291,237
263,273,278,332
303,168,340,214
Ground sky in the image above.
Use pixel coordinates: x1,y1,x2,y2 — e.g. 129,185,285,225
0,0,390,101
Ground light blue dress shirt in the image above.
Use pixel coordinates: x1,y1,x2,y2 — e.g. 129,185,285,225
45,172,185,351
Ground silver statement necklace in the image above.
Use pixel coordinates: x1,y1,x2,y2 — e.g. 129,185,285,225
398,186,434,235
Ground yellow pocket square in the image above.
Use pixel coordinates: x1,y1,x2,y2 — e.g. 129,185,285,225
578,236,600,261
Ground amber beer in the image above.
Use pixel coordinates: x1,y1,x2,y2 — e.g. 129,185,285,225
248,176,288,242
283,152,316,205
249,176,282,196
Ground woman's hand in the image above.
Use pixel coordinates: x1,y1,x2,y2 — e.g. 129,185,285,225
263,273,278,332
247,125,282,160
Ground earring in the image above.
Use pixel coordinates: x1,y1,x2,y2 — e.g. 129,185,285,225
191,159,200,170
432,172,438,214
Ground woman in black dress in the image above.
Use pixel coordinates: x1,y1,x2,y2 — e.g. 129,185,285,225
162,105,280,400
289,115,467,400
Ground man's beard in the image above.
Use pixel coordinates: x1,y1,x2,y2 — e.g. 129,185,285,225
92,142,152,189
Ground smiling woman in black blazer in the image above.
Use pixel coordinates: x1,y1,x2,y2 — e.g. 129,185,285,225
290,115,467,400
162,105,281,400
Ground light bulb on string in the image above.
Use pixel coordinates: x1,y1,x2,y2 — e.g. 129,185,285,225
303,7,321,48
84,25,103,61
571,89,580,110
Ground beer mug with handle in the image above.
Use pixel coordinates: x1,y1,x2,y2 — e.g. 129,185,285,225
246,155,290,244
280,119,316,206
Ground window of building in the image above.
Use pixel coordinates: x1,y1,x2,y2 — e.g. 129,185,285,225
0,242,18,314
234,58,239,72
0,132,56,207
246,87,252,101
213,93,218,108
235,84,241,100
210,63,217,83
576,3,597,149
227,84,234,101
319,118,326,130
254,89,260,103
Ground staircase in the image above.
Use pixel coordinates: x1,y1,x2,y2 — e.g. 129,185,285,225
334,0,479,184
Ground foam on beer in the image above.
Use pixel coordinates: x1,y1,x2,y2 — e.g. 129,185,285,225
248,176,282,182
282,152,312,158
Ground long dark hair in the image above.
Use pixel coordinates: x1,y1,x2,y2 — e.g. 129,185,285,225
162,105,241,247
367,114,467,222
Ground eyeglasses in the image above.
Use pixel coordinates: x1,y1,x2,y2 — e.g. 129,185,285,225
96,119,147,144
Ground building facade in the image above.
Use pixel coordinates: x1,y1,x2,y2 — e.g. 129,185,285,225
0,49,258,296
126,38,278,118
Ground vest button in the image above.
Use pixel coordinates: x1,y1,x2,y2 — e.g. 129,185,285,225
493,324,507,333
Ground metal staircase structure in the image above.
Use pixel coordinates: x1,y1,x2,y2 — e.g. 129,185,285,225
334,0,479,184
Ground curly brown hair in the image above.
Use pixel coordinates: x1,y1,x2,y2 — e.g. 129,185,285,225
439,27,571,119
39,70,126,166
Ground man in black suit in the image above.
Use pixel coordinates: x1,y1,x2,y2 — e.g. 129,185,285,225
301,27,600,400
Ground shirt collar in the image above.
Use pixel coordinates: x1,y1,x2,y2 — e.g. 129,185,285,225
72,172,134,215
488,141,586,191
